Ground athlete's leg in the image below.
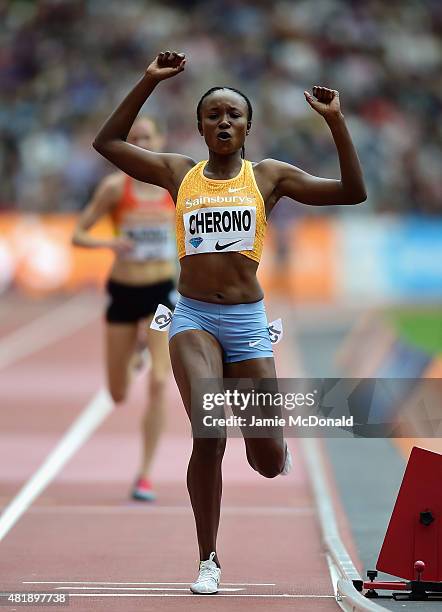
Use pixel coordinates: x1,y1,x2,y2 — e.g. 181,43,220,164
137,315,170,479
224,357,286,478
106,323,139,403
169,330,225,566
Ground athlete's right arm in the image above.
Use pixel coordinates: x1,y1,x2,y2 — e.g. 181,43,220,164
93,52,194,193
72,174,132,255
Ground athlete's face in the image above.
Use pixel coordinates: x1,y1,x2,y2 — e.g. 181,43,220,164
127,119,164,152
199,90,251,154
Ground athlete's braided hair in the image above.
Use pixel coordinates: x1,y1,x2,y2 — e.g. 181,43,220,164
196,87,253,159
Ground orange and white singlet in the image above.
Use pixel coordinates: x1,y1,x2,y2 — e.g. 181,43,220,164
175,160,266,263
112,176,175,262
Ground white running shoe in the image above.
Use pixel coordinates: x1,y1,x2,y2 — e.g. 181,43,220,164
280,442,293,475
190,552,221,594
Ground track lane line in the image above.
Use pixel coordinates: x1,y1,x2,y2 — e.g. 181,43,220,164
68,593,335,598
24,581,276,586
0,293,101,371
279,316,380,610
302,438,383,612
24,505,314,516
56,586,246,592
0,388,113,541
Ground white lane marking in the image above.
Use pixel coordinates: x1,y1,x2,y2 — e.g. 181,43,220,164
301,439,382,612
56,587,244,592
325,552,342,599
22,582,333,599
284,320,381,610
0,388,113,541
24,581,276,586
25,505,313,516
0,293,100,371
301,439,362,584
68,594,334,598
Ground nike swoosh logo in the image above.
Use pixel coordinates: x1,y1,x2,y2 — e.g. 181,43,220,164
248,339,262,347
228,187,247,193
215,239,242,251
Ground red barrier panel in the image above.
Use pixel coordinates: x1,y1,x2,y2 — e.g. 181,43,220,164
377,446,442,581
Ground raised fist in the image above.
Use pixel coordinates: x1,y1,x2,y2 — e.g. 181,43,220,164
304,86,341,119
146,51,186,82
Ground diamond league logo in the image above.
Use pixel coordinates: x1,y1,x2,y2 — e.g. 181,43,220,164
190,237,203,248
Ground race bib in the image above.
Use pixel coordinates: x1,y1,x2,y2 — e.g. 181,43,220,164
150,305,283,347
183,206,256,255
121,224,175,261
268,318,283,345
150,304,173,331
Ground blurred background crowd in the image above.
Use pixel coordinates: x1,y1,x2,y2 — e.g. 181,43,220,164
1,0,441,215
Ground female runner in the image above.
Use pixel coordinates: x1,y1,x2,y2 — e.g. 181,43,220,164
93,51,366,593
73,117,176,502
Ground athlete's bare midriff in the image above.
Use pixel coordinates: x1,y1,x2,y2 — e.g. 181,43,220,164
178,252,262,304
109,258,175,285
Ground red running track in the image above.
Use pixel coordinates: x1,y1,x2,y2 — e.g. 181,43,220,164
0,292,352,611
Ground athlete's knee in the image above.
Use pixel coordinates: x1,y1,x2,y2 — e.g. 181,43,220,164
108,377,128,404
149,370,168,395
247,446,284,479
255,461,282,479
108,383,127,404
192,436,226,461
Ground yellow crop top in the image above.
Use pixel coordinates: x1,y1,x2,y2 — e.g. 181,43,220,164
175,159,266,262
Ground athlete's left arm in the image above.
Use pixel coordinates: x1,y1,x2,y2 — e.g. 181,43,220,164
267,87,367,206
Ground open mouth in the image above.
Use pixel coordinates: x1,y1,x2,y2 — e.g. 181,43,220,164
217,131,231,141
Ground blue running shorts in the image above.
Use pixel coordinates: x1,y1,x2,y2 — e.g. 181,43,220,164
169,294,273,363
